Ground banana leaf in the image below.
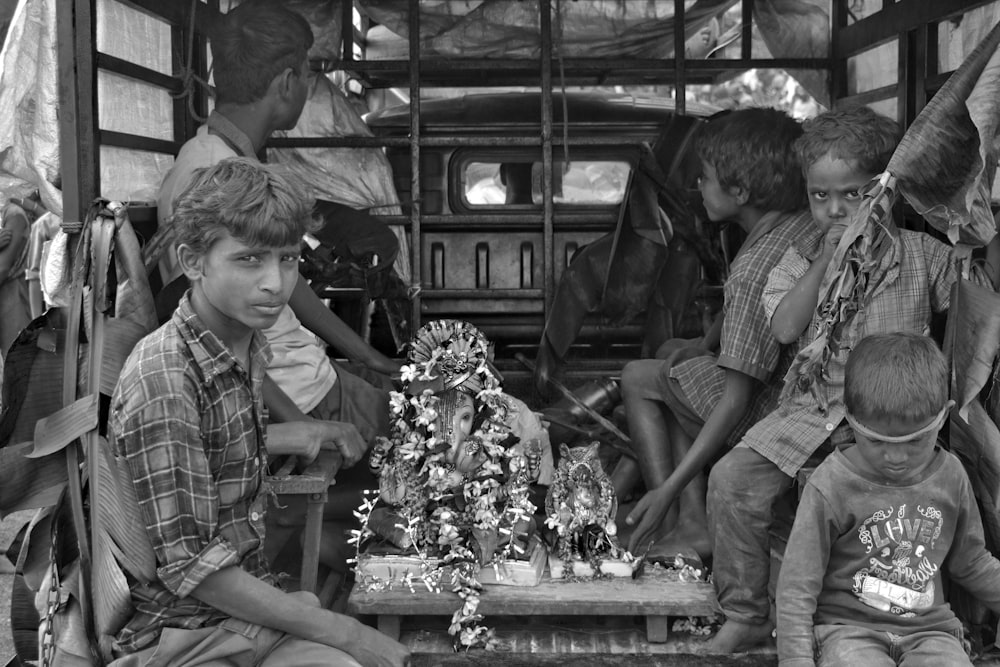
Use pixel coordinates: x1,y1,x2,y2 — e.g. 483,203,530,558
948,279,1000,421
888,20,1000,248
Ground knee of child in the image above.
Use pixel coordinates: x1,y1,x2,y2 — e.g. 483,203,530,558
707,449,744,494
621,360,645,391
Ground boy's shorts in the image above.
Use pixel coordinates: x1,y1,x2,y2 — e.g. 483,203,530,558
638,349,779,447
627,356,711,441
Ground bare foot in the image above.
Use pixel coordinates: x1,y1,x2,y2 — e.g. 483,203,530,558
647,520,711,562
700,618,774,654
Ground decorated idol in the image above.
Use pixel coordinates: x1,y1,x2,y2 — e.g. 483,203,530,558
365,319,552,565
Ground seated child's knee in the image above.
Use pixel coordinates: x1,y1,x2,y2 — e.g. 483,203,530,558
707,449,746,494
621,358,667,396
621,360,645,389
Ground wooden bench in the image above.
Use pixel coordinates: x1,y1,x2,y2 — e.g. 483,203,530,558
265,450,340,597
348,569,718,644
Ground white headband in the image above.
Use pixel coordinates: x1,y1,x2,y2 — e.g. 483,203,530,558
845,401,952,443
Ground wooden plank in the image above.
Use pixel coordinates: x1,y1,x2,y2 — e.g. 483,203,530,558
398,615,779,662
57,0,99,221
349,570,717,617
97,52,178,90
410,654,776,666
100,130,180,155
266,450,340,494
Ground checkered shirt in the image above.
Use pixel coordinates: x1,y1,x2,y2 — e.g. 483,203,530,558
744,227,956,476
110,293,277,654
671,209,814,442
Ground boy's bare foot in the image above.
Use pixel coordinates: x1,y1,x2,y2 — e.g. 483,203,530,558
700,619,774,653
647,520,711,562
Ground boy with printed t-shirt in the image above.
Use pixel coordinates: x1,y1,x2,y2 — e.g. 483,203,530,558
777,333,1000,667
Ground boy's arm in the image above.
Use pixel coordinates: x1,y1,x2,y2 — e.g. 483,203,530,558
944,473,1000,613
776,485,832,667
191,566,409,667
769,225,844,344
262,376,366,468
701,309,723,352
288,276,400,376
626,367,755,553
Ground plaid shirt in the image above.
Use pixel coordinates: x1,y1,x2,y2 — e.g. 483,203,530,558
110,293,277,654
671,210,814,442
744,227,956,476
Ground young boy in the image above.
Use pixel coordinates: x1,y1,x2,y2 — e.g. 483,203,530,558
777,333,1000,667
705,106,956,653
157,3,400,568
109,158,408,667
622,108,815,557
158,0,399,444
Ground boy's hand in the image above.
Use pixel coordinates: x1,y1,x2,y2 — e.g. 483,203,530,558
821,221,849,257
313,420,367,468
0,228,12,251
625,484,678,553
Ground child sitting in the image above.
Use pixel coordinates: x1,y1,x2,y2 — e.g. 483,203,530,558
706,106,957,653
621,108,814,558
777,333,1000,667
109,157,407,666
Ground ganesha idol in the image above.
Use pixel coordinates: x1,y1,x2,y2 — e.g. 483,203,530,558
365,320,554,566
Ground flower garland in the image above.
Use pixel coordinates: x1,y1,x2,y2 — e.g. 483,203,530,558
352,320,539,650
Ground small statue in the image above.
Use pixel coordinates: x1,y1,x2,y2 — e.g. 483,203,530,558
545,442,626,574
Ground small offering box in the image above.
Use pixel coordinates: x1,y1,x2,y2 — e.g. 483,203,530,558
357,536,548,587
547,554,637,579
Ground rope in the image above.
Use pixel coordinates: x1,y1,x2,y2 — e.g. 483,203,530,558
171,0,214,124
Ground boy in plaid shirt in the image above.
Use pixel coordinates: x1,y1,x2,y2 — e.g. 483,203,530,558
621,109,814,558
110,158,408,666
705,106,956,653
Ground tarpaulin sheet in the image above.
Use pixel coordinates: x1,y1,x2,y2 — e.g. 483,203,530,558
271,73,411,285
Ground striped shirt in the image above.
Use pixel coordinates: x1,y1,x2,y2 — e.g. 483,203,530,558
671,209,814,442
744,227,956,476
110,292,278,654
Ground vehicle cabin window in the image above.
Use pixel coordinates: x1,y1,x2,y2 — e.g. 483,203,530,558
463,160,630,207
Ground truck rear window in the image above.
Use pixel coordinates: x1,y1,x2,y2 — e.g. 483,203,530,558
463,159,630,207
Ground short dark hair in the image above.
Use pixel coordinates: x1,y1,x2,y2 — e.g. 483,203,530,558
795,106,901,177
211,1,314,106
173,157,319,255
696,108,805,212
845,333,948,424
